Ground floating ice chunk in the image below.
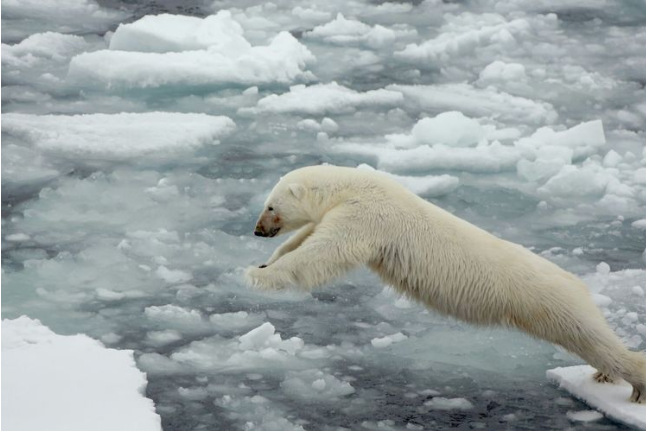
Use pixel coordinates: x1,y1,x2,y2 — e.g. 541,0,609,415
5,233,31,242
389,83,557,124
155,266,192,283
242,82,403,115
397,13,533,62
371,332,408,348
410,112,486,147
2,0,127,39
68,13,315,88
292,6,332,22
566,410,604,422
517,146,574,182
146,330,182,347
216,394,306,431
2,113,235,162
537,164,615,198
603,150,623,168
297,117,339,133
109,12,250,55
145,305,204,327
547,365,646,430
306,13,415,48
209,311,264,331
424,397,474,410
239,322,282,350
357,164,459,196
2,32,91,67
338,141,520,174
282,369,355,400
2,316,161,431
515,120,606,159
166,322,308,372
634,168,646,185
592,293,612,308
597,262,611,275
95,287,125,301
177,386,209,401
479,60,527,83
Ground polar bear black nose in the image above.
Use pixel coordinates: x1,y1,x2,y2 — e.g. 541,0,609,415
254,229,266,237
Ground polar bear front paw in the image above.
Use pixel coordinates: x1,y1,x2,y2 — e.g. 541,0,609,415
244,266,292,290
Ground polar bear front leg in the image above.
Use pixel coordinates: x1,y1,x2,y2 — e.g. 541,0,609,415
263,222,316,267
246,231,367,290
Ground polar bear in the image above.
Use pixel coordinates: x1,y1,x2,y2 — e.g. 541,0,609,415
245,165,646,403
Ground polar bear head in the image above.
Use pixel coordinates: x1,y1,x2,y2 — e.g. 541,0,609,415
254,176,312,237
253,165,363,237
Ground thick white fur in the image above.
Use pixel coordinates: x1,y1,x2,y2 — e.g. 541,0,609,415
245,165,646,403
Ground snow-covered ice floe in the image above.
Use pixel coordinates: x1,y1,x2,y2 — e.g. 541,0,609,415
1,112,235,162
547,365,646,430
2,316,161,431
67,11,315,89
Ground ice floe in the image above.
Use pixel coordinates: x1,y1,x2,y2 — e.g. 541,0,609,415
547,365,646,430
68,11,315,89
2,316,161,431
241,82,403,115
2,112,235,162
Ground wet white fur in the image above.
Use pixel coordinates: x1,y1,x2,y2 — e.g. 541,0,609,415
245,165,646,403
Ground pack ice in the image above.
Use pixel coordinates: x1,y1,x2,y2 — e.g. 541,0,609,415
3,0,646,430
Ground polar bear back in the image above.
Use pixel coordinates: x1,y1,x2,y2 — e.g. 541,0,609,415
284,166,593,327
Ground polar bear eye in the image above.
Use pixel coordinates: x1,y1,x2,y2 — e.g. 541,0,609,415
267,206,274,211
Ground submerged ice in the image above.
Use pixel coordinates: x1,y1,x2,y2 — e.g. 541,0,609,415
2,0,646,430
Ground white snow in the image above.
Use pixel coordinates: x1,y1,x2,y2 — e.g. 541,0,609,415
67,12,314,88
241,82,403,115
547,365,646,430
1,112,235,161
2,316,161,431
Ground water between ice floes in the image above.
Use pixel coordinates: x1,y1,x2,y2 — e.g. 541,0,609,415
2,0,646,429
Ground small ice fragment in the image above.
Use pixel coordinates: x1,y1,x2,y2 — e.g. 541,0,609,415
592,294,612,308
5,233,30,242
424,397,473,410
596,262,610,274
146,330,182,346
636,324,646,335
632,286,644,296
371,332,408,348
238,322,278,350
311,379,326,391
566,410,604,422
624,312,639,323
632,220,646,229
155,266,192,283
419,389,441,396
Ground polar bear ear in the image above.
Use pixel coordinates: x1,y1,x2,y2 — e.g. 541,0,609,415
288,183,306,200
